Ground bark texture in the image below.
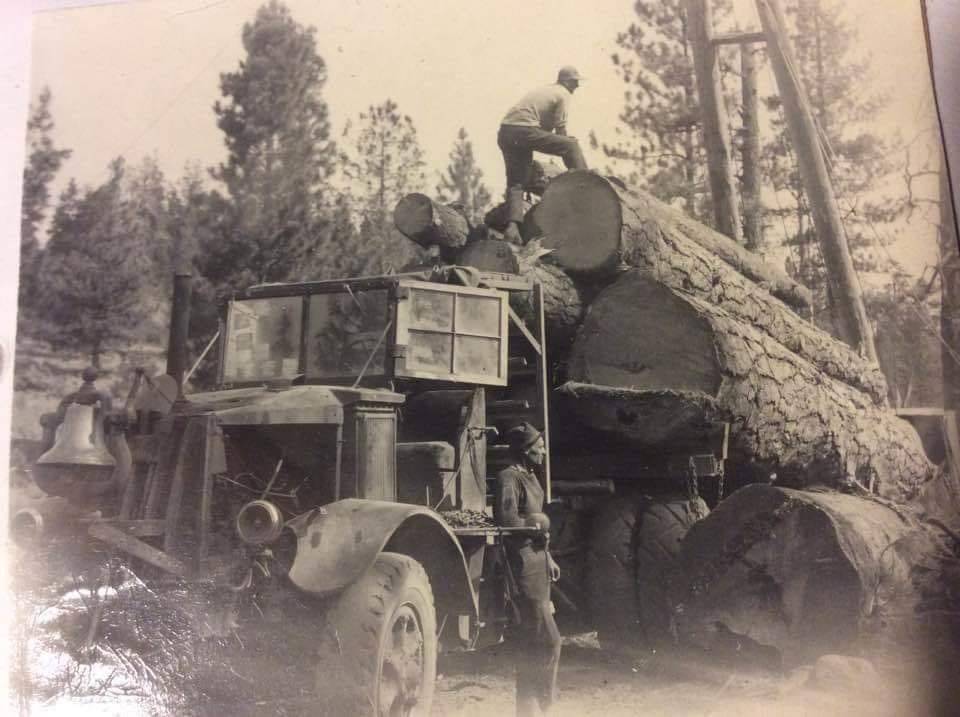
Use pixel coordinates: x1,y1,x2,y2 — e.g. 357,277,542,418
536,173,887,404
567,272,932,498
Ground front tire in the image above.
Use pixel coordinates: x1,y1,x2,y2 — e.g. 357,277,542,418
323,552,437,717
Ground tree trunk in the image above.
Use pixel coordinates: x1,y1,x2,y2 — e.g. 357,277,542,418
536,172,887,403
393,194,470,249
740,44,763,251
565,271,932,498
676,484,936,667
684,0,743,242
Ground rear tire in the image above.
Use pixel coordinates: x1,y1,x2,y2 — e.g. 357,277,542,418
634,496,709,645
322,552,437,716
585,495,641,648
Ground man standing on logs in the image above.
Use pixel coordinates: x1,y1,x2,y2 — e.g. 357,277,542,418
494,422,562,716
498,66,588,244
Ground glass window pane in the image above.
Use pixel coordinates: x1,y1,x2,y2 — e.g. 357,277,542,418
454,336,500,378
306,290,389,378
407,332,452,372
222,297,302,382
455,295,501,336
410,289,453,331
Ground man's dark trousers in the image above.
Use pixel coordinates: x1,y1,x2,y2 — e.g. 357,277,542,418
498,125,587,225
511,594,562,714
498,125,587,189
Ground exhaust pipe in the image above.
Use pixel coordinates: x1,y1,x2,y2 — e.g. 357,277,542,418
166,270,193,398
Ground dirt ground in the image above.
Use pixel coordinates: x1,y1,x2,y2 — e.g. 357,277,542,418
431,635,921,717
10,524,958,717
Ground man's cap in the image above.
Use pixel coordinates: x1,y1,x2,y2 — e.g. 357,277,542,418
506,422,543,451
557,66,584,83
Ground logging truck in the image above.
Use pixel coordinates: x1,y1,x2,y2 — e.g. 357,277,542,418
14,262,729,715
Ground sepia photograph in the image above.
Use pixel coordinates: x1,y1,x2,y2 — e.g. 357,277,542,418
3,0,960,714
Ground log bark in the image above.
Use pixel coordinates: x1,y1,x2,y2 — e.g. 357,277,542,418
537,171,810,307
394,194,470,249
537,172,887,404
565,271,932,498
676,484,936,667
510,241,586,346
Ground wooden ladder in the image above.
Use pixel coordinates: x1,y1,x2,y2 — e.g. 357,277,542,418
488,283,552,501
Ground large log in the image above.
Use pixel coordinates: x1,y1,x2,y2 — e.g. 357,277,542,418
566,271,933,498
676,484,936,667
536,171,887,404
394,194,470,249
537,171,810,306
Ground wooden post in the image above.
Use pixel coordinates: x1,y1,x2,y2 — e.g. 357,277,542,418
941,157,960,410
740,43,763,250
755,0,878,362
684,0,744,243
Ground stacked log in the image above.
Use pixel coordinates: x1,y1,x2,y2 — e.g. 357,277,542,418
392,171,935,499
675,484,938,667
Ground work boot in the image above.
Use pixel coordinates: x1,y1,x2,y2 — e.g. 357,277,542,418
503,221,524,245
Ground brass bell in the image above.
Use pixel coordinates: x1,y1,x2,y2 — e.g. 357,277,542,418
34,403,117,504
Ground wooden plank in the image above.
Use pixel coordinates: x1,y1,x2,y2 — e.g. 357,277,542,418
895,407,946,417
89,522,188,576
99,519,166,537
712,30,766,45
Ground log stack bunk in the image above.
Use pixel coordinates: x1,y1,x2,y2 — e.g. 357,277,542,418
393,168,950,667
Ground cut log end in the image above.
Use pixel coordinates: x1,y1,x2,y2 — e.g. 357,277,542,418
538,171,624,273
569,271,722,395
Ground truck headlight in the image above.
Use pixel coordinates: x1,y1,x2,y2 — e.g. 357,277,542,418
236,499,284,546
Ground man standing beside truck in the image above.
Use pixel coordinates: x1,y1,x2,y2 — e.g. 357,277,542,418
494,422,562,716
497,66,588,244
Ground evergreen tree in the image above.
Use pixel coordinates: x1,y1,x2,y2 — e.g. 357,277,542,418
19,87,71,309
436,128,492,225
33,159,156,367
339,99,427,274
602,0,732,222
211,0,335,287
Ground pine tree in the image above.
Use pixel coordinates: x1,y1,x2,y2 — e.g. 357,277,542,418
603,0,733,222
33,159,156,367
21,87,72,251
436,128,492,225
211,0,335,287
338,99,427,274
19,87,71,310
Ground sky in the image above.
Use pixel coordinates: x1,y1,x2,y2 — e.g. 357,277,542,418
21,0,945,276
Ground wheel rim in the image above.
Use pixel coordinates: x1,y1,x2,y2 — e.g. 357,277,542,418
378,603,425,717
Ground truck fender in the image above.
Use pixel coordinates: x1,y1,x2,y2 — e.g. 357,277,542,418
286,499,477,618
